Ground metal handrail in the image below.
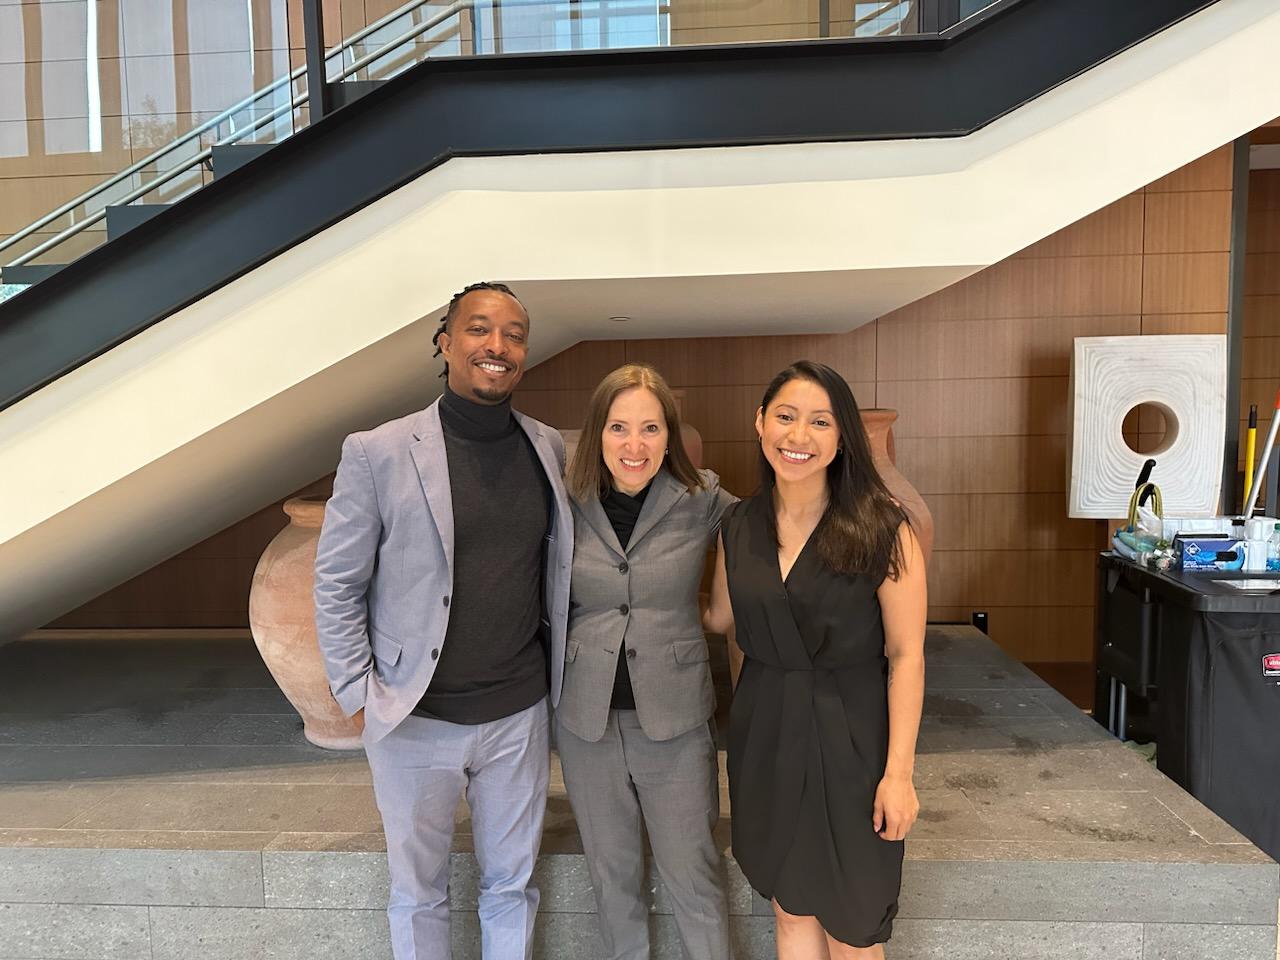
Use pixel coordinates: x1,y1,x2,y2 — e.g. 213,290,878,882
7,3,469,269
0,0,441,262
3,0,930,271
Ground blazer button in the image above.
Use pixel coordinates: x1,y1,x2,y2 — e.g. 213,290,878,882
619,603,629,615
443,596,449,607
431,648,439,660
618,561,629,574
625,648,637,660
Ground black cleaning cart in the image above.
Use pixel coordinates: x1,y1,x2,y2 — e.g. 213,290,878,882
1095,553,1280,861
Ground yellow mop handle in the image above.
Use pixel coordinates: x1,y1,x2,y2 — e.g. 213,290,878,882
1243,404,1258,512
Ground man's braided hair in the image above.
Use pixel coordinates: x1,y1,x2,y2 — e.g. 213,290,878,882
432,281,527,379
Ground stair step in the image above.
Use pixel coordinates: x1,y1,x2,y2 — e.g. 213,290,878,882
105,204,171,241
1,263,65,285
211,143,275,179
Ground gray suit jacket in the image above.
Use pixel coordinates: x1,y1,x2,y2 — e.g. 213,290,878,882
557,467,736,743
313,397,573,744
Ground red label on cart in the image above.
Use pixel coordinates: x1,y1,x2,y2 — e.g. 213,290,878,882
1263,654,1280,677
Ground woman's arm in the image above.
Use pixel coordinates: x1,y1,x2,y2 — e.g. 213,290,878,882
872,522,927,841
703,528,737,631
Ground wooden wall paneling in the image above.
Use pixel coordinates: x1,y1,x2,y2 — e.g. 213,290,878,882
1141,252,1231,314
623,325,877,386
893,435,1068,496
1142,190,1232,254
699,440,760,498
1145,144,1233,193
1247,169,1280,211
1140,313,1228,335
876,377,1069,438
511,389,595,429
1248,209,1280,253
669,24,819,44
517,340,627,391
931,255,1143,321
874,314,1141,381
0,174,106,232
1244,296,1280,338
1241,338,1280,380
669,0,816,32
926,550,1095,607
1245,253,1280,296
0,116,134,179
928,493,1099,551
1010,192,1144,260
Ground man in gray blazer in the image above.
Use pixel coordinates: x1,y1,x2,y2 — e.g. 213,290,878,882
314,282,572,960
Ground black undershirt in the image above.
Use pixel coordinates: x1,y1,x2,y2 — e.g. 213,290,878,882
600,482,651,711
413,386,551,724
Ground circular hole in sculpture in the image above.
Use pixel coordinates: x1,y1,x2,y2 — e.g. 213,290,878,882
1122,401,1180,456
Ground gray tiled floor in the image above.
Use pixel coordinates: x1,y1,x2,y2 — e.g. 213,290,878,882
0,627,1274,960
0,626,1271,866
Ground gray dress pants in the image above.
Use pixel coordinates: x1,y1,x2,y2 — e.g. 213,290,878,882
364,698,550,960
556,710,731,960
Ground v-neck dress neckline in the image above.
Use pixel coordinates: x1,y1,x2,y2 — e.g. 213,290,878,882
777,523,817,589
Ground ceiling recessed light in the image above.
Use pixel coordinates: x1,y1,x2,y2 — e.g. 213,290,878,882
608,316,630,323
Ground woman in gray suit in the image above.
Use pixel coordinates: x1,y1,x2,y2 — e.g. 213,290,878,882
557,363,737,960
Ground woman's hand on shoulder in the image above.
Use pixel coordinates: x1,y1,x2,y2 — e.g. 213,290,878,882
872,771,919,842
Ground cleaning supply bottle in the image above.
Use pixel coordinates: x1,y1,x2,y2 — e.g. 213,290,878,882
1268,523,1280,572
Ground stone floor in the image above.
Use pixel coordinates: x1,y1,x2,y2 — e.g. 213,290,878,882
0,626,1276,959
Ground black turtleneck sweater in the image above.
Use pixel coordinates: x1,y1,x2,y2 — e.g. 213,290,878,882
601,482,650,711
413,386,552,724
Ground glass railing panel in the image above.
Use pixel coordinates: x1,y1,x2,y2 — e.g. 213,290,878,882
4,0,1010,286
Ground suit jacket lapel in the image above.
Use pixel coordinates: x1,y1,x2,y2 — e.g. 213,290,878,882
410,399,454,581
578,494,626,560
514,412,572,520
627,470,686,554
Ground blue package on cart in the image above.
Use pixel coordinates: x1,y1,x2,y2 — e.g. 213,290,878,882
1175,535,1242,571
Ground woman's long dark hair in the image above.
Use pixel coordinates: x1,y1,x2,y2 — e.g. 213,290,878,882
758,361,909,583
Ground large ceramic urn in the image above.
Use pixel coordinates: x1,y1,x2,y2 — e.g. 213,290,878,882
860,408,934,563
249,497,364,750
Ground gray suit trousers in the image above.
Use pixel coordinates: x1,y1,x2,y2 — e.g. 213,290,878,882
365,700,550,960
556,710,731,960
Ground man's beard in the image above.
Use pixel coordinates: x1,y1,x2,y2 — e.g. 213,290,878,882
470,383,512,404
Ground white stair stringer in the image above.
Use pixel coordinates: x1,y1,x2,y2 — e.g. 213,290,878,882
1,0,1279,639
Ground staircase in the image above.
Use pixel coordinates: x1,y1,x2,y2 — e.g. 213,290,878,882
2,0,1280,640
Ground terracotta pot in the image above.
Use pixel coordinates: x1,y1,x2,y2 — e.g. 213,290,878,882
249,497,364,750
859,408,934,563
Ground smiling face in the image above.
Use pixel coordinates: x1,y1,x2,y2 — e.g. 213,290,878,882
438,289,529,404
756,376,839,483
602,386,669,496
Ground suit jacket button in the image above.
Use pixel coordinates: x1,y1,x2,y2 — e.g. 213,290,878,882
625,648,636,660
443,596,449,607
618,561,629,574
431,648,439,660
619,603,629,615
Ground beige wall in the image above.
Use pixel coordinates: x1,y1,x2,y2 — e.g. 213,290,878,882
51,144,1237,667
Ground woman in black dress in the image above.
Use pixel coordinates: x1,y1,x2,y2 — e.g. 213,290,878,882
703,361,926,958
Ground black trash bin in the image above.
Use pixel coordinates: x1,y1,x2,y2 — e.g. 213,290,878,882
1096,555,1280,861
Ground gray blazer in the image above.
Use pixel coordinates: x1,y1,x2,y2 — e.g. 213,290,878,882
557,467,736,743
313,397,573,744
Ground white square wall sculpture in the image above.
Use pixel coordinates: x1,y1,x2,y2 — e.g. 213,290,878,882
1068,335,1227,519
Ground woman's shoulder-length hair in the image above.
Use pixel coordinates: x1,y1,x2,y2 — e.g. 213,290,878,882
566,363,706,502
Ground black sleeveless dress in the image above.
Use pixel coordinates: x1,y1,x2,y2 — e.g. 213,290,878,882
723,496,902,947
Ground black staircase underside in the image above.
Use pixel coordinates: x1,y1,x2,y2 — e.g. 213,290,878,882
0,0,1217,412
